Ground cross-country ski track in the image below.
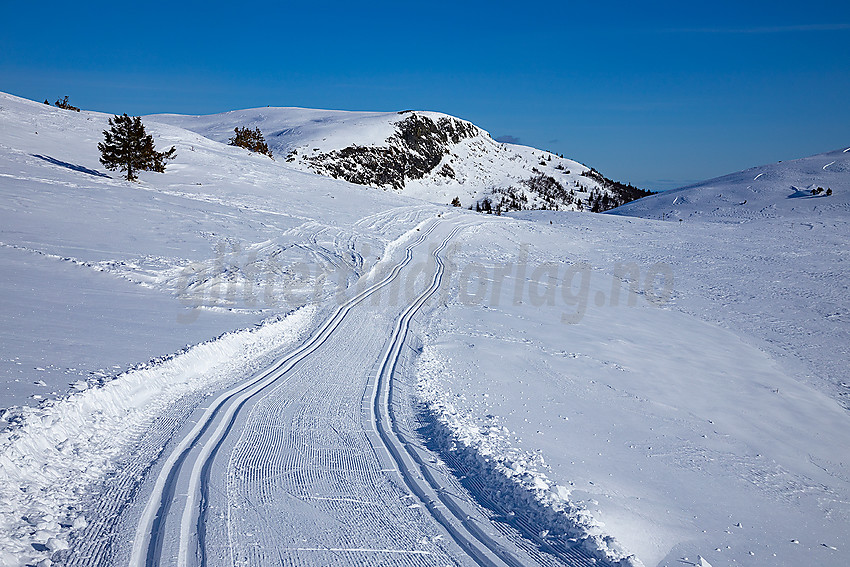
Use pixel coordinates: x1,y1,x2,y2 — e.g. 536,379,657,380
89,213,595,567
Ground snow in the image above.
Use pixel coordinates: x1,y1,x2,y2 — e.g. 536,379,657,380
0,91,434,408
150,105,609,211
0,306,314,565
1,90,848,567
609,147,850,222
0,91,441,566
413,151,849,565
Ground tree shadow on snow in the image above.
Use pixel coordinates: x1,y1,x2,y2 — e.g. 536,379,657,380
32,154,111,178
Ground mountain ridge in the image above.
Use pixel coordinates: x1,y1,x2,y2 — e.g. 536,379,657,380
150,105,651,212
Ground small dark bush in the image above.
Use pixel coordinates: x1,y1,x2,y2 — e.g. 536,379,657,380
54,96,80,112
229,127,273,158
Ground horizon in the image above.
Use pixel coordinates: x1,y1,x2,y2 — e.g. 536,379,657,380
2,0,848,192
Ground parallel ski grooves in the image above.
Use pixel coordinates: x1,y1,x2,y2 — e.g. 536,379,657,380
130,220,439,567
369,225,525,567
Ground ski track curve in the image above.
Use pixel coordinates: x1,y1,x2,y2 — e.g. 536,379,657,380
213,222,486,567
129,218,443,567
212,218,594,567
78,206,595,567
369,225,525,567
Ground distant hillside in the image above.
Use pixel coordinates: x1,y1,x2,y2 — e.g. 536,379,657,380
609,147,850,222
151,107,650,213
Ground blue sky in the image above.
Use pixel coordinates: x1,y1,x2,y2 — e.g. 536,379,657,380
2,0,848,190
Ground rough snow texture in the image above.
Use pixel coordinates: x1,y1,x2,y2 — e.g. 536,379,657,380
2,90,848,567
0,307,314,566
417,346,643,567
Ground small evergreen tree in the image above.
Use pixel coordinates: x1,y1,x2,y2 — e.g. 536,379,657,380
98,114,176,181
229,127,273,158
826,188,832,196
451,196,462,207
54,96,80,112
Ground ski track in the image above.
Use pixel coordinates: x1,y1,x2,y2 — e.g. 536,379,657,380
50,207,441,567
217,221,479,567
129,217,444,567
57,205,606,567
112,209,592,567
217,217,596,567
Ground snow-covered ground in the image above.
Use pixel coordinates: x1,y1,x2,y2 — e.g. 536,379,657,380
0,92,442,565
610,146,850,222
0,92,436,408
151,106,635,212
1,91,848,567
414,154,850,566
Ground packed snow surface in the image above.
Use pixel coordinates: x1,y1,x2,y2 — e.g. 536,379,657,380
1,91,848,567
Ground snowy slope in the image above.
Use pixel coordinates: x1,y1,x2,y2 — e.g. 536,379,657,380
0,92,441,407
407,150,850,566
0,92,448,564
151,106,649,212
416,204,850,567
609,146,850,221
2,91,848,567
1,92,640,567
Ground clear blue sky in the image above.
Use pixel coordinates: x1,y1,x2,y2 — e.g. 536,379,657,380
2,0,848,190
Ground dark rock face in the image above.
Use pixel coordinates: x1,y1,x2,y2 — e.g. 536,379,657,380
288,110,652,214
492,174,572,213
296,113,479,190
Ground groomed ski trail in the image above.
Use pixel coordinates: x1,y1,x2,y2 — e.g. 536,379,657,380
122,211,590,567
368,226,526,567
128,219,443,567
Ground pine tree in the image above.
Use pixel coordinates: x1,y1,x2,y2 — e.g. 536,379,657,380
229,127,273,158
54,96,80,112
451,196,462,207
98,114,176,181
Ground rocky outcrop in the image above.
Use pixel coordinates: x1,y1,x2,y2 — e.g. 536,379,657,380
292,112,479,190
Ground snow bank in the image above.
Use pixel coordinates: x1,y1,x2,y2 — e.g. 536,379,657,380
416,345,643,567
0,306,314,567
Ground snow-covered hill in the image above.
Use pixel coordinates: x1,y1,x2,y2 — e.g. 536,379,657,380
609,146,850,221
151,107,650,212
1,91,848,567
0,91,431,409
1,91,647,567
